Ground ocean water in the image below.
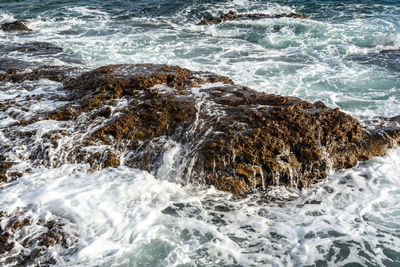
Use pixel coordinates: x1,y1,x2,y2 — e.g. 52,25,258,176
1,0,400,266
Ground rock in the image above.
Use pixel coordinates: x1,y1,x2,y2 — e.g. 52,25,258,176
390,115,400,122
0,42,63,55
1,63,399,193
198,11,305,25
0,210,76,266
1,20,32,32
275,13,305,19
0,161,16,183
380,48,400,53
36,64,399,195
348,48,400,71
0,155,32,183
0,59,33,74
0,60,77,83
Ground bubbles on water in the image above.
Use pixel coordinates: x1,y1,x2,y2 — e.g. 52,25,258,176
1,0,398,117
1,0,400,266
2,147,400,266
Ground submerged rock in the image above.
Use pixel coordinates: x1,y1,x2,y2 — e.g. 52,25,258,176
1,20,32,32
31,64,398,194
198,11,305,25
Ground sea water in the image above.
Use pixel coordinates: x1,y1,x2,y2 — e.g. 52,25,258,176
0,0,400,266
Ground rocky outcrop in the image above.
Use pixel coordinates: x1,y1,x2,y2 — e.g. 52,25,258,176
1,20,32,32
1,63,399,193
198,11,305,25
26,64,397,194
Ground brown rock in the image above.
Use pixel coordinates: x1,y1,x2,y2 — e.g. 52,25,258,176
1,20,32,32
0,210,76,266
275,13,305,19
3,63,399,195
39,64,399,195
103,152,120,168
0,161,16,183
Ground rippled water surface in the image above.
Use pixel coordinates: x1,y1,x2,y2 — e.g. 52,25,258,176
1,0,400,266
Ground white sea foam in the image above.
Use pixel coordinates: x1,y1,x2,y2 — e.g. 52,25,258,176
1,1,400,265
3,3,395,117
0,148,399,266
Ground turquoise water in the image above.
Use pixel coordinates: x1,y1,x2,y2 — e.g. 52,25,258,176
1,1,400,266
2,0,400,115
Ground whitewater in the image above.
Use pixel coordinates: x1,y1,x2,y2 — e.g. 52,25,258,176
0,0,400,266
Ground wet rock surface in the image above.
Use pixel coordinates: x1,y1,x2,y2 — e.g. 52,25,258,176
0,59,77,83
198,11,305,25
0,210,76,266
349,48,400,71
0,42,63,55
1,64,397,195
0,154,22,184
1,20,32,32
